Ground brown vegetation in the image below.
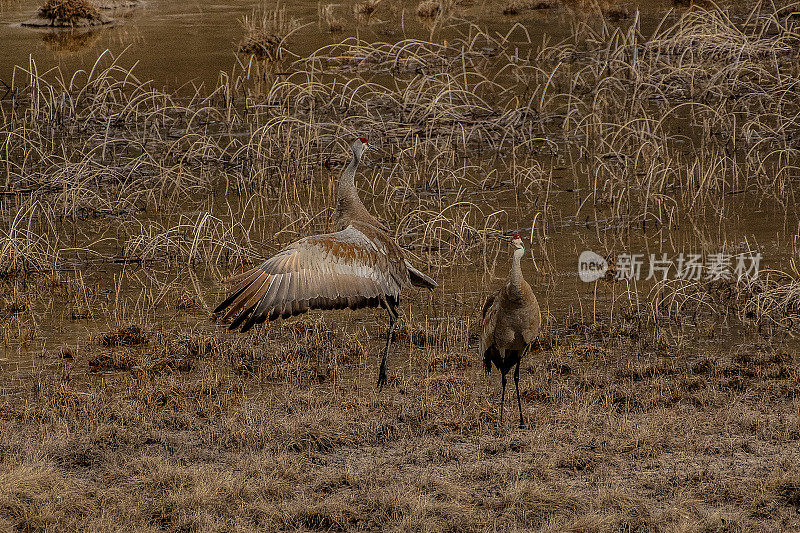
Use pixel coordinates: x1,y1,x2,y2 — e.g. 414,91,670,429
416,0,441,18
26,0,113,27
1,318,799,530
354,0,381,17
322,4,346,33
502,0,629,19
238,3,297,61
503,0,557,15
38,0,100,24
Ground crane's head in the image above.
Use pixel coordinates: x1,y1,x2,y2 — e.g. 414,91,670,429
511,232,524,250
352,137,369,160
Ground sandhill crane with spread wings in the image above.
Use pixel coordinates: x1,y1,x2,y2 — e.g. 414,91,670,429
480,233,541,427
214,138,437,389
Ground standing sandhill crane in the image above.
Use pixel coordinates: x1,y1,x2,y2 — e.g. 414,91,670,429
214,137,438,389
480,233,541,427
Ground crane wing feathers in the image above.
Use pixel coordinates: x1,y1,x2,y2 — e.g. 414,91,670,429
479,292,501,369
481,294,496,318
217,226,408,332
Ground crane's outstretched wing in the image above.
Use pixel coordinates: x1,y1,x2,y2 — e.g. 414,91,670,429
215,225,408,332
479,292,500,374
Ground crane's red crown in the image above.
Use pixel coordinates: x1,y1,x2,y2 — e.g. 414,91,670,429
358,137,369,144
512,232,521,240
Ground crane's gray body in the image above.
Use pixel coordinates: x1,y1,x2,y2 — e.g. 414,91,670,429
479,239,541,426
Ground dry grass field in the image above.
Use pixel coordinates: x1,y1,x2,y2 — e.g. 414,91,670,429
2,312,799,530
2,0,800,530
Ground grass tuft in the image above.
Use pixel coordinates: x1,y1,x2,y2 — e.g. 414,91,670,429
238,3,296,61
38,0,101,24
97,324,150,347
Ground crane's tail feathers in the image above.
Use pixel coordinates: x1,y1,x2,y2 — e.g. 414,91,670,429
482,347,493,375
405,260,437,289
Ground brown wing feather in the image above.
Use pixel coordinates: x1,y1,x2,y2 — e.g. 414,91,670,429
481,293,496,318
213,269,262,316
479,291,501,372
216,223,410,332
221,272,270,322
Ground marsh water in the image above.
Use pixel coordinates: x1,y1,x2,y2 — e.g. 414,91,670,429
0,0,735,86
1,0,798,385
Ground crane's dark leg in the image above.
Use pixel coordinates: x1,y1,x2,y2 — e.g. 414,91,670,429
377,301,399,391
500,371,507,427
514,360,524,428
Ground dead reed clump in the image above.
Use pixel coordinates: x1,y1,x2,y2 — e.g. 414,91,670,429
97,323,150,347
220,336,272,377
354,0,380,17
280,320,366,384
733,271,800,329
121,215,258,267
0,217,62,278
0,402,18,421
643,268,800,335
37,0,102,26
502,1,525,15
44,271,66,290
59,346,76,360
416,0,442,19
171,289,200,310
494,479,583,527
0,460,93,531
503,0,556,15
88,350,135,371
238,3,297,61
322,4,346,33
149,328,217,367
2,295,28,316
557,343,608,359
69,307,93,320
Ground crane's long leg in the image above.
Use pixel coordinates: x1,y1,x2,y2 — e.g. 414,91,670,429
500,371,507,427
514,360,524,429
377,303,399,391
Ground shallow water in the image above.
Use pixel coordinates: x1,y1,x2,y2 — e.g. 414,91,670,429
1,0,722,87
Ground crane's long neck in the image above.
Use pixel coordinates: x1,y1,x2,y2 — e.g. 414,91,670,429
507,246,525,295
335,148,382,230
337,153,359,204
335,152,365,223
